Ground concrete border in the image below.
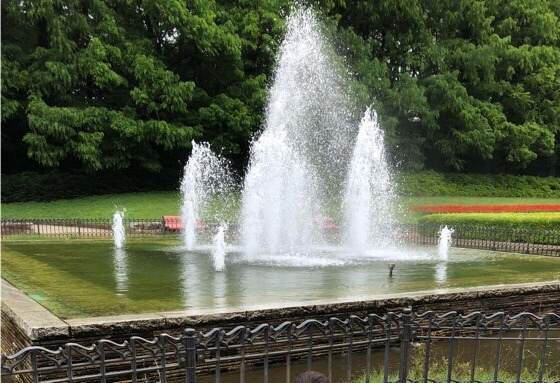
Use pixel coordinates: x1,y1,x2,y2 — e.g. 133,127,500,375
1,280,69,340
2,278,559,343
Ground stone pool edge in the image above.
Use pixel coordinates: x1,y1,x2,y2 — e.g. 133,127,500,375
2,278,559,346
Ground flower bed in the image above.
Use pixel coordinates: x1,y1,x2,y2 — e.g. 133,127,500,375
412,204,560,213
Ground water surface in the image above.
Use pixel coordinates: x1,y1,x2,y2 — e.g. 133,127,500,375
2,240,559,318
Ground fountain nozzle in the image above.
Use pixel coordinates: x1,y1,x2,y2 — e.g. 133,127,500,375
388,263,395,277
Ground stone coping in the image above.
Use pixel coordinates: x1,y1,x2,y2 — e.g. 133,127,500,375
1,279,69,340
2,278,559,341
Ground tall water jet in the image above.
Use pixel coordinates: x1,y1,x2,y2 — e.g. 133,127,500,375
112,210,125,249
241,130,320,256
438,226,454,261
180,141,233,250
212,223,227,272
342,108,396,251
240,6,357,257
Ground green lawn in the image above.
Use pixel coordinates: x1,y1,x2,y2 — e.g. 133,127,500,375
1,191,181,219
2,191,560,220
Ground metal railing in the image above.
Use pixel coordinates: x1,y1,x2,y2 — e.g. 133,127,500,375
2,310,559,382
0,218,170,238
1,219,559,256
399,223,560,256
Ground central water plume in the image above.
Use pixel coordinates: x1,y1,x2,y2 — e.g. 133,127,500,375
240,6,358,256
241,130,320,256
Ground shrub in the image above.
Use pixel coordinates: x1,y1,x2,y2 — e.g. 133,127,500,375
418,212,560,229
412,204,560,213
417,213,560,244
398,170,560,198
1,170,179,203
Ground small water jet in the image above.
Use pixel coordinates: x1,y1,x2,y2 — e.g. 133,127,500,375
180,141,233,250
212,223,228,272
438,226,454,261
112,210,125,249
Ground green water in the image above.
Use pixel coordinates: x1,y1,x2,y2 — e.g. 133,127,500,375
1,240,559,319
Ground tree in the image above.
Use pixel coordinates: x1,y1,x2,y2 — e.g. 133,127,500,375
327,0,560,174
2,0,559,177
1,0,288,173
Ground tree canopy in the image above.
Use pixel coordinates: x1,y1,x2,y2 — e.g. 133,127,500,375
2,0,559,176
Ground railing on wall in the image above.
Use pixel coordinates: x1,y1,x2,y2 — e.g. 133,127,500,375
1,310,559,383
1,219,559,256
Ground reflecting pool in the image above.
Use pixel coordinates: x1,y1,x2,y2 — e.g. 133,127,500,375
2,240,559,318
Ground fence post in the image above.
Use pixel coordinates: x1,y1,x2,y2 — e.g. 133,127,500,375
184,328,197,383
398,307,413,383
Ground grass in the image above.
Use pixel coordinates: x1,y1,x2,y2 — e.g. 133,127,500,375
1,191,181,219
354,357,559,382
2,191,560,220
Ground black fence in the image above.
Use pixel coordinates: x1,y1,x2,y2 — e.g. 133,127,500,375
399,223,560,256
0,218,170,238
1,310,559,383
1,219,559,256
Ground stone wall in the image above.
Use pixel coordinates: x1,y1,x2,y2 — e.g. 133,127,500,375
3,281,557,348
2,280,558,382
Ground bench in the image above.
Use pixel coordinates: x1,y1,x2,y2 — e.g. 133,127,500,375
162,216,182,231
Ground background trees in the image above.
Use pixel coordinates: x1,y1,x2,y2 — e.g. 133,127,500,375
2,0,559,178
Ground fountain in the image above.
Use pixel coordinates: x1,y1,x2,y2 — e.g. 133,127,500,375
239,6,395,258
112,210,126,249
180,141,233,250
3,5,558,321
438,226,454,261
343,108,396,251
179,6,420,264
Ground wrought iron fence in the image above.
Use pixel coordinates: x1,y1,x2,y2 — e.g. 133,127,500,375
2,310,559,383
1,219,559,256
400,223,560,256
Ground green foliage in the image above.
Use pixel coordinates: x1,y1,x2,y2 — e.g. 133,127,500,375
419,212,560,230
355,358,560,382
2,0,560,176
328,0,560,174
399,170,560,197
1,0,289,172
1,171,178,203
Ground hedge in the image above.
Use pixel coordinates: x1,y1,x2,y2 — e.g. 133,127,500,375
1,170,179,203
3,169,560,202
412,204,560,213
418,212,560,230
417,213,560,245
398,171,560,198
